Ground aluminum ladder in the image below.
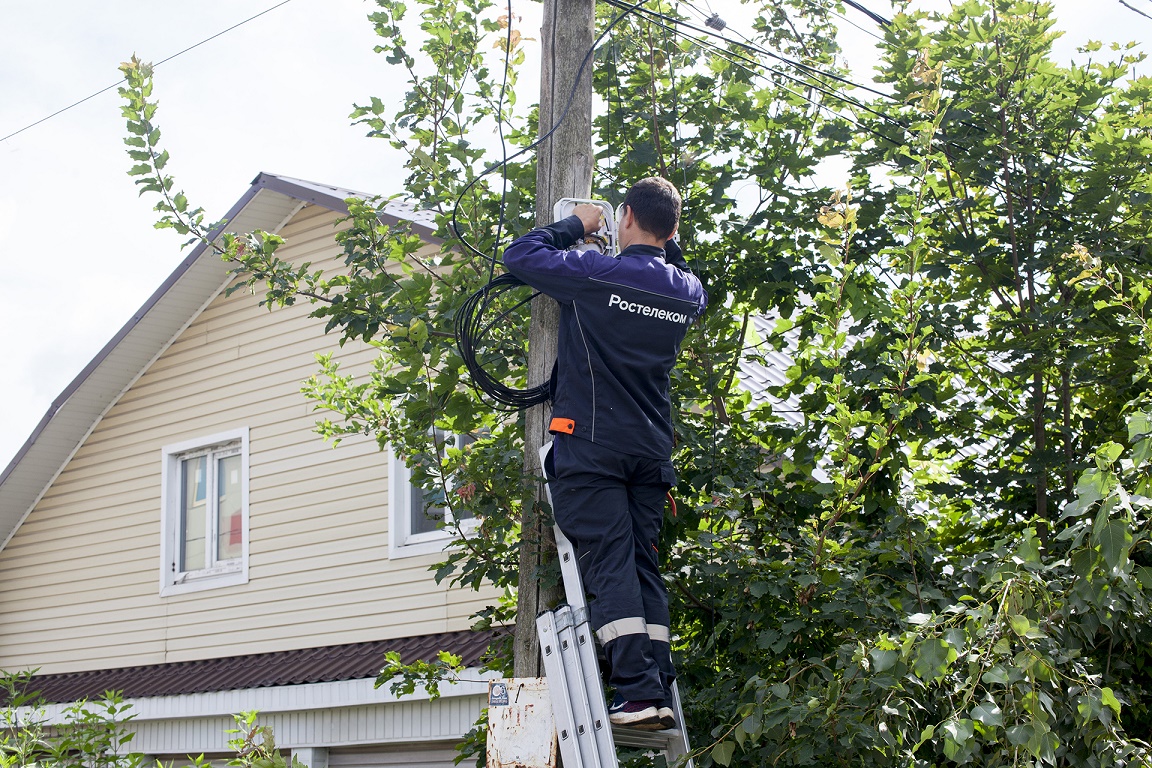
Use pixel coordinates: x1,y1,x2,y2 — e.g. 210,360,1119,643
535,443,695,768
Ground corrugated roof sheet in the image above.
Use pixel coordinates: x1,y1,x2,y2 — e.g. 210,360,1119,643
10,629,499,705
738,314,803,423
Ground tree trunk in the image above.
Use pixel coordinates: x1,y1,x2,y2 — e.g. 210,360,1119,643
512,0,595,677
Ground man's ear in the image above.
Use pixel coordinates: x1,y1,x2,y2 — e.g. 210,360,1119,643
619,205,632,229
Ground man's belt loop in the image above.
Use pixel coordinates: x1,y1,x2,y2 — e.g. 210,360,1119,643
549,417,576,435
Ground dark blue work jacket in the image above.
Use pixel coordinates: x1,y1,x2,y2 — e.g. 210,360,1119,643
503,215,707,460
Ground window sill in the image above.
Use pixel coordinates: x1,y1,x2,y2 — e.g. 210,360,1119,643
160,567,248,597
389,521,479,560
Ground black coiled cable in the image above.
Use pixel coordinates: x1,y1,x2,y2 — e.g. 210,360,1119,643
455,274,552,409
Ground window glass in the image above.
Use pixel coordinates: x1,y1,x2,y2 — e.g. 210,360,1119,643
410,433,476,534
410,485,444,535
217,453,243,561
180,455,207,572
390,431,480,557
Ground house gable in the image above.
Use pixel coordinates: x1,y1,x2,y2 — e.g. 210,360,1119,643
0,176,496,676
0,174,437,554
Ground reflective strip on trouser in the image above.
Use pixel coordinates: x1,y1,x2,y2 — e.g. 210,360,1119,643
596,616,648,645
550,435,676,702
647,624,671,643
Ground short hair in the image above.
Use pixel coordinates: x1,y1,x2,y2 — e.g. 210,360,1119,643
622,177,681,240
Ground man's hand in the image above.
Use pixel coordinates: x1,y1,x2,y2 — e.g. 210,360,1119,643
572,203,604,236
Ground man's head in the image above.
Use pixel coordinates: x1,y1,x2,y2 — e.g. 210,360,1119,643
619,177,681,245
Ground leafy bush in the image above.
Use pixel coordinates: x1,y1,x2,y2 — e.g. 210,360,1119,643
0,676,305,768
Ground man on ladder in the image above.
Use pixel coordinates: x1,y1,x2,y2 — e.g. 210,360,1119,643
504,177,707,730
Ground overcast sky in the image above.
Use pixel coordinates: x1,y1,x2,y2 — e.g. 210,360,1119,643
0,0,1146,472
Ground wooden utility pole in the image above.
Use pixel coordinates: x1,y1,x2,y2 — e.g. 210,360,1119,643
512,0,597,677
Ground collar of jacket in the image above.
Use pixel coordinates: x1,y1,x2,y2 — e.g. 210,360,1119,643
618,244,665,260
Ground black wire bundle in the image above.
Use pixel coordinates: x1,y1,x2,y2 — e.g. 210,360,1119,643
455,274,551,409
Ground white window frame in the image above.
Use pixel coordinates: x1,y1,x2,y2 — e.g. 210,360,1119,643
159,427,250,596
388,434,478,559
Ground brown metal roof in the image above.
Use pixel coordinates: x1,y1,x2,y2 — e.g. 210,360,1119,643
11,629,500,705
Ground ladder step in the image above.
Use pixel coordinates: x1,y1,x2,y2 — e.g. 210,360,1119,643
612,727,689,751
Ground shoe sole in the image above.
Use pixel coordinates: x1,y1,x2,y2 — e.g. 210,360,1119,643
611,717,666,731
658,707,675,729
609,709,663,730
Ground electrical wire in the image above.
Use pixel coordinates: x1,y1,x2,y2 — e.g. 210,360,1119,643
600,0,902,139
454,0,540,408
456,273,550,408
601,0,898,131
638,0,898,103
1119,0,1152,19
448,0,649,265
1,0,296,144
841,0,891,27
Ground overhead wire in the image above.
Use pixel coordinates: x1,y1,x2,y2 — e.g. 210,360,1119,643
598,0,903,143
822,5,886,42
841,0,892,27
600,0,900,123
1119,0,1152,20
1,0,296,144
648,0,898,102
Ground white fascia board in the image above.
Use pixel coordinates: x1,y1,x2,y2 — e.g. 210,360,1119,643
24,668,499,725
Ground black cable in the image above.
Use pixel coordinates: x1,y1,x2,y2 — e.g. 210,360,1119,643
601,0,901,141
601,0,901,126
457,1,543,408
842,0,891,27
670,0,898,102
454,0,649,409
456,273,550,408
1119,0,1152,20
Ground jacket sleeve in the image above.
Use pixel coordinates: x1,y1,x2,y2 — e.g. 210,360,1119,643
502,215,604,303
664,237,689,271
663,238,707,320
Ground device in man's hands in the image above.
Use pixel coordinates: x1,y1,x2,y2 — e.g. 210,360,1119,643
553,198,618,257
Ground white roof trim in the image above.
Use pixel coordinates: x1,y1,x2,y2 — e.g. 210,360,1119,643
23,669,497,725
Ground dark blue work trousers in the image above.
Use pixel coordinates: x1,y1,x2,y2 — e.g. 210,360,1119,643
548,434,676,703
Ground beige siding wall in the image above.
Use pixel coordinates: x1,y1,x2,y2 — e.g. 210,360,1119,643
0,205,499,673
